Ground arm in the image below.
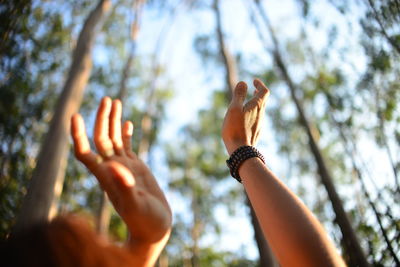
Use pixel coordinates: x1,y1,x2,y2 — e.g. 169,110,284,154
222,80,346,267
71,97,172,267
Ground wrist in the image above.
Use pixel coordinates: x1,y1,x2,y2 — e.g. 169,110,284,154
225,142,250,155
226,145,265,183
126,234,170,267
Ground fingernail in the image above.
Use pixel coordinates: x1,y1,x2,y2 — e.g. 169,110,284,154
102,96,112,104
237,81,247,89
127,123,133,136
113,99,121,106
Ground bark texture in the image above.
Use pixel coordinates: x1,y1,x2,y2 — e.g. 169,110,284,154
96,0,146,235
214,0,279,265
253,1,369,265
117,0,146,100
14,0,111,233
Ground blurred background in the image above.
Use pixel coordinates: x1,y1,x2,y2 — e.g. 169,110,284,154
0,0,399,266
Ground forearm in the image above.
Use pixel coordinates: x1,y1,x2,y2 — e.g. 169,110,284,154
240,158,345,267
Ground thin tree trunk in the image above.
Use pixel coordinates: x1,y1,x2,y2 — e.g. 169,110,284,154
96,0,146,235
190,196,201,267
214,0,237,100
357,168,399,264
13,0,111,233
138,11,171,160
138,113,152,159
214,1,279,266
373,86,400,194
301,21,399,234
366,0,400,54
253,1,369,266
247,197,280,267
137,0,178,161
325,93,399,265
117,0,146,100
137,70,158,160
96,191,111,236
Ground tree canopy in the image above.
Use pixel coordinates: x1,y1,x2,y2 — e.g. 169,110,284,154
1,0,399,265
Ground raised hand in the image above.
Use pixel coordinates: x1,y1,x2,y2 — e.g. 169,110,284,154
222,79,270,155
70,97,171,266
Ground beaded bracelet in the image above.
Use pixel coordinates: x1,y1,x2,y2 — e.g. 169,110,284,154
226,145,265,183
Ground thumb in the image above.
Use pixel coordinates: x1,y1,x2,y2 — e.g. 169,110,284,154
107,161,136,188
231,81,248,106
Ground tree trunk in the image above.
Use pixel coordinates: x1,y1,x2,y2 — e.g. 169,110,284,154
137,69,159,161
214,1,279,266
247,197,280,267
373,86,400,194
96,0,146,235
138,113,152,159
253,1,369,266
13,0,111,233
366,0,400,55
190,197,202,267
214,0,237,100
96,191,111,236
117,0,146,100
324,92,400,265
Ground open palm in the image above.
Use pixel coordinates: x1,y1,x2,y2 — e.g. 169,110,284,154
222,79,270,155
70,97,171,245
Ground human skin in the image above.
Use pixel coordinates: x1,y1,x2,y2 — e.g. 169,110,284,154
71,97,172,267
222,79,346,267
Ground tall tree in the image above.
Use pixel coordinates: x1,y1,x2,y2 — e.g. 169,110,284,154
96,0,147,237
118,0,146,100
252,1,368,266
213,0,278,266
166,90,255,266
359,0,400,194
295,1,400,263
14,0,111,233
0,0,31,60
314,67,399,265
0,0,74,237
365,0,400,55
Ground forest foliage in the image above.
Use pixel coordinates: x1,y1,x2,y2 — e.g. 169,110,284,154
0,0,399,266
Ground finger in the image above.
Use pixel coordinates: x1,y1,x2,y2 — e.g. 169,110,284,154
93,165,123,207
107,161,136,188
253,130,260,145
104,161,140,216
243,96,259,111
231,81,248,106
109,99,124,155
122,120,137,158
94,97,114,158
253,78,270,104
251,115,262,144
71,114,99,169
244,79,270,111
253,88,259,96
